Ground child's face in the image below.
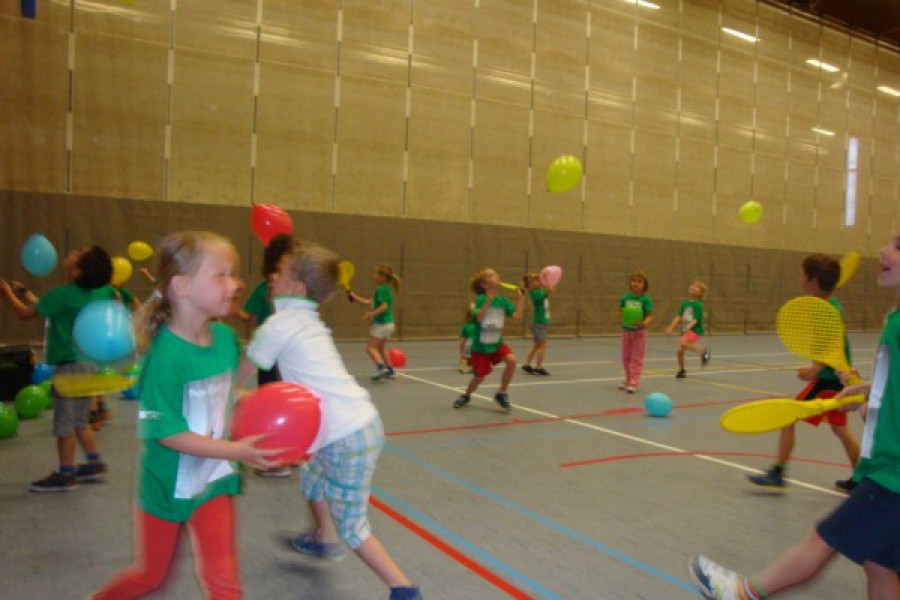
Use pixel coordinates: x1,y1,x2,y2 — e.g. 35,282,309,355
63,247,87,279
629,277,645,294
179,242,242,318
688,283,702,298
878,233,900,291
271,254,304,297
483,270,500,292
374,271,387,284
799,268,818,294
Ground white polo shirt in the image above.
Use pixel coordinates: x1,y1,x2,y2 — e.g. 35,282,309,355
246,295,378,450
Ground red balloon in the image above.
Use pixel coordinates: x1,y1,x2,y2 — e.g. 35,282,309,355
231,382,321,464
387,348,406,368
250,203,294,245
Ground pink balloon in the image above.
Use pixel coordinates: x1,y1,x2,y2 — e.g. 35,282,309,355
250,204,294,245
540,265,563,286
231,382,321,464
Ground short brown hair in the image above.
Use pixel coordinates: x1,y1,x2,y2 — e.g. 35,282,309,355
286,241,340,304
802,254,840,293
629,271,649,292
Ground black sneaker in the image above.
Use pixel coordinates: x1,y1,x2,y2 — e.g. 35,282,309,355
75,462,107,482
30,471,78,493
453,394,471,409
747,468,786,491
835,478,857,493
675,369,686,379
522,365,535,374
494,392,512,412
701,348,711,366
534,368,550,376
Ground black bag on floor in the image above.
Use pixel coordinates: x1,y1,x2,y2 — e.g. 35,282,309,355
0,345,35,400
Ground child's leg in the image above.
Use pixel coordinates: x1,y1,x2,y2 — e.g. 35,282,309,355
676,344,686,371
533,340,547,368
465,375,484,395
863,561,899,600
355,534,412,588
91,508,181,599
775,424,796,465
378,338,391,367
188,495,241,599
310,497,340,542
621,332,633,384
753,529,837,594
629,330,646,387
831,424,860,466
498,353,517,393
366,336,385,365
524,342,538,366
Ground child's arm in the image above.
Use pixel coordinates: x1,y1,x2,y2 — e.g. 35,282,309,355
511,288,526,320
363,303,388,321
349,291,372,306
796,362,825,381
139,267,157,285
640,312,653,329
835,382,869,412
0,279,39,319
666,315,682,335
235,358,258,389
159,432,282,470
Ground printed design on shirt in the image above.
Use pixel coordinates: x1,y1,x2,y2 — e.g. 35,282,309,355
174,371,235,499
860,344,887,459
480,305,506,345
681,306,694,333
544,297,551,320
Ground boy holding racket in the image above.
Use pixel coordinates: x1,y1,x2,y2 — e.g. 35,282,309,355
690,235,900,600
747,254,859,493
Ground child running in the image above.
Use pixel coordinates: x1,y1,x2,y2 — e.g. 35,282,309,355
349,264,401,382
453,268,525,412
665,280,711,378
244,241,423,600
747,254,860,493
690,233,900,600
521,272,555,376
92,231,280,599
619,271,653,394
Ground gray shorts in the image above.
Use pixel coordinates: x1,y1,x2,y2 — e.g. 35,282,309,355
52,362,96,436
531,323,548,342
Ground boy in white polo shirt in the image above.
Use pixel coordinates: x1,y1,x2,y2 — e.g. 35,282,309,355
245,241,422,600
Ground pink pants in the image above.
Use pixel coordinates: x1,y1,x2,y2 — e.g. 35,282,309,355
621,329,646,388
92,495,241,600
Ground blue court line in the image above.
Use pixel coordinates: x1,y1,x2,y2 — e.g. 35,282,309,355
386,444,696,595
372,486,563,599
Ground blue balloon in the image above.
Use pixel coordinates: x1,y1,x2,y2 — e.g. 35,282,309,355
31,362,55,385
21,233,58,277
644,392,673,417
73,300,135,362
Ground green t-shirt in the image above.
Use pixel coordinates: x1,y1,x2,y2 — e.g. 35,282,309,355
372,284,394,324
459,322,476,340
243,281,273,325
853,310,900,493
136,322,242,522
37,283,117,365
816,298,852,381
619,293,653,331
471,294,516,354
117,286,136,310
529,288,550,324
677,300,705,335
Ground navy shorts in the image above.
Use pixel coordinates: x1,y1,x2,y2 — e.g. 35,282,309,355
817,478,900,570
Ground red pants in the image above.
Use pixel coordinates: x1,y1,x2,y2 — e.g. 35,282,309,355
92,495,241,600
621,329,646,388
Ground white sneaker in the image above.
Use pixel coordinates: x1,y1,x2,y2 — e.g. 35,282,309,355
689,554,744,600
618,383,628,390
255,466,292,478
625,386,636,394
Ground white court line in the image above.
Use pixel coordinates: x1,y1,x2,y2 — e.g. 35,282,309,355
396,371,847,498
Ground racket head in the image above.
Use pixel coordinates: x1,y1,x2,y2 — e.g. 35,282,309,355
721,395,863,434
776,296,849,372
52,374,136,398
337,261,355,291
836,251,860,289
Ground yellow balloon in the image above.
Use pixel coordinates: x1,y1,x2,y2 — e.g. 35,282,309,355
127,241,153,262
546,155,583,193
739,200,763,224
111,257,133,286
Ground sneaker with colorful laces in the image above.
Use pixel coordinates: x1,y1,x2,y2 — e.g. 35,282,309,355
689,554,748,600
290,532,346,560
30,471,78,493
75,461,107,482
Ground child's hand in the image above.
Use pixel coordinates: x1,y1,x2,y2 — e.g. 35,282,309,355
362,311,374,322
796,365,819,381
232,434,288,470
835,385,868,412
665,325,674,336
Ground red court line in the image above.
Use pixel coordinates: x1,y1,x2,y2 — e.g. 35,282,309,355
560,451,850,469
370,496,534,600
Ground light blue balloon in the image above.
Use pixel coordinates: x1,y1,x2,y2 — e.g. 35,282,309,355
644,392,673,417
21,233,58,277
73,300,135,362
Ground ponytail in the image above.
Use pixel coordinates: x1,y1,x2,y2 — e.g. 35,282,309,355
133,291,171,353
376,264,401,292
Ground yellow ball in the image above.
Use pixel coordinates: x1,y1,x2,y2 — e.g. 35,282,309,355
111,257,133,286
739,200,763,224
127,241,153,262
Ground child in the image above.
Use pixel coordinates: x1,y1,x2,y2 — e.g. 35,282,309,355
92,231,280,599
453,269,525,412
748,254,860,493
689,234,900,600
458,304,476,373
618,272,653,394
0,246,116,492
665,280,711,378
521,272,555,376
244,241,423,600
349,264,401,382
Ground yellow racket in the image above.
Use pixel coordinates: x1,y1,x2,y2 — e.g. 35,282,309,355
500,282,519,291
52,373,136,398
836,251,860,289
776,296,851,372
720,394,864,434
337,260,355,290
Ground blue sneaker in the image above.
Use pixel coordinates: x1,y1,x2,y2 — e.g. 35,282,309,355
747,467,786,491
389,586,423,600
494,392,512,412
289,532,346,560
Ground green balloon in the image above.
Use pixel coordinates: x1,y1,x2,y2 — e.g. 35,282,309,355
622,305,644,326
15,385,47,420
0,404,19,438
124,363,142,378
38,380,52,393
547,155,583,193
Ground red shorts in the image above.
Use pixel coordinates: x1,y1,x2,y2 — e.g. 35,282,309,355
679,331,699,344
798,380,847,427
470,345,513,378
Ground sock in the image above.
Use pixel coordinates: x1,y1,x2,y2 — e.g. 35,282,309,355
59,466,74,475
741,576,768,599
86,453,100,463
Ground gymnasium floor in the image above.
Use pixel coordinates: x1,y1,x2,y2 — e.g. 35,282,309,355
0,332,878,599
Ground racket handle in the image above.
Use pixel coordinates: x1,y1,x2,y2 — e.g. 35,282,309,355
815,394,866,413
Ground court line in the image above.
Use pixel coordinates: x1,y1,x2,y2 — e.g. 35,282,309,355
560,451,850,469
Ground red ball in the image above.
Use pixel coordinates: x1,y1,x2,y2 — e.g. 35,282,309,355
387,348,406,368
250,203,294,245
231,383,321,464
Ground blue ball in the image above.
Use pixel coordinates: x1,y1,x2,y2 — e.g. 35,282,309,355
31,362,55,385
644,392,673,417
73,300,135,362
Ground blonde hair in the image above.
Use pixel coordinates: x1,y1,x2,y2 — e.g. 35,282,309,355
521,272,539,288
285,241,340,304
133,231,232,352
470,268,493,295
691,280,707,299
629,271,649,292
376,264,401,292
